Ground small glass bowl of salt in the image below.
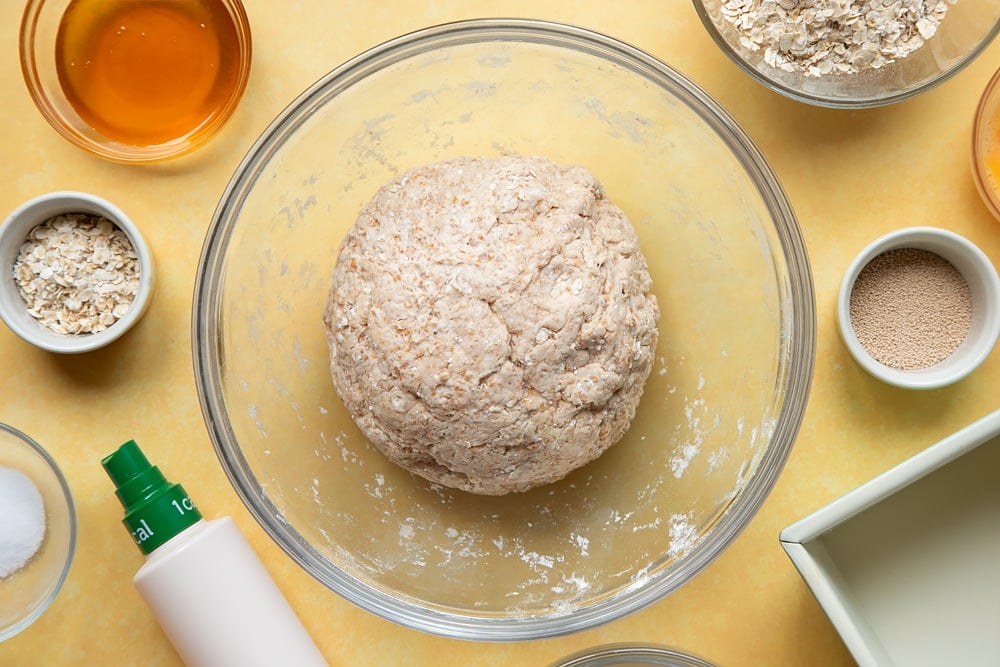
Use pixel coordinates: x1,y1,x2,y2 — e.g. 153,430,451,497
0,422,76,642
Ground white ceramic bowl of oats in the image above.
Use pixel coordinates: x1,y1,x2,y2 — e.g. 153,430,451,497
0,191,154,353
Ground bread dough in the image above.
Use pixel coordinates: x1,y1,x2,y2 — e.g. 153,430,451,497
324,155,659,494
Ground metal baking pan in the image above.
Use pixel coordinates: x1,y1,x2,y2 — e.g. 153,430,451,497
780,410,1000,667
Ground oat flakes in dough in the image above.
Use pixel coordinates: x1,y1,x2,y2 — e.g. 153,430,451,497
324,155,660,495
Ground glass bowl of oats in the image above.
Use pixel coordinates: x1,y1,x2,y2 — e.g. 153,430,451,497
193,20,815,640
694,0,1000,108
0,191,155,353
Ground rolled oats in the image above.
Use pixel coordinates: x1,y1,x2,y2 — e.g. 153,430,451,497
719,0,956,77
12,213,140,335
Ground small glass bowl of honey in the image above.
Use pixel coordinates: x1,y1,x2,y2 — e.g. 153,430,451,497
974,64,1000,221
19,0,252,163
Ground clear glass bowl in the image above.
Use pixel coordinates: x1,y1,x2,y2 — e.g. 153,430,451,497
694,0,1000,108
19,0,252,163
0,423,76,643
550,643,718,667
193,19,815,640
973,64,1000,221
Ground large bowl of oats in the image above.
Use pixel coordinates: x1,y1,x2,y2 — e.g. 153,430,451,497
193,20,815,640
695,0,1000,108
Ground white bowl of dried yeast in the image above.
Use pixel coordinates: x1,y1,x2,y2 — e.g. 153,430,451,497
838,227,1000,389
0,191,154,353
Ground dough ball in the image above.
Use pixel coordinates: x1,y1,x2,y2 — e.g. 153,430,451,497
324,155,659,495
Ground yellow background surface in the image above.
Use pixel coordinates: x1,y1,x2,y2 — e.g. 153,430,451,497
2,1,999,665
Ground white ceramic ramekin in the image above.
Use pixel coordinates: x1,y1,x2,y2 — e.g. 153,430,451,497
0,191,154,353
837,227,1000,389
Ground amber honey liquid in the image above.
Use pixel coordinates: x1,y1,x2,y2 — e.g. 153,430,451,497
56,0,243,147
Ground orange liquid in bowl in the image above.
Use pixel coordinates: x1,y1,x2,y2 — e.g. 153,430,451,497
978,102,1000,216
55,0,245,147
986,128,1000,191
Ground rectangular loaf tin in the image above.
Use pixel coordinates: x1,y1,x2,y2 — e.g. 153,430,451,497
780,410,1000,667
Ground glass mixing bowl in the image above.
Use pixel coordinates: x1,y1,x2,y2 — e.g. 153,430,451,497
194,19,815,640
694,0,1000,108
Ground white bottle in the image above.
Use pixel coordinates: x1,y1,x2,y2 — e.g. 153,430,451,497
102,440,328,667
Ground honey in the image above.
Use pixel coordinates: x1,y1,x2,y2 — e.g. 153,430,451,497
55,0,246,147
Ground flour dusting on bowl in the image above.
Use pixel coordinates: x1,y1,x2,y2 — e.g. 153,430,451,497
257,350,771,615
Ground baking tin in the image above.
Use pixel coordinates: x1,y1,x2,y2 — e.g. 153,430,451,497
780,409,1000,666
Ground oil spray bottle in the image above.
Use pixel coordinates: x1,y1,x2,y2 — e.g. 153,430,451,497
101,440,328,667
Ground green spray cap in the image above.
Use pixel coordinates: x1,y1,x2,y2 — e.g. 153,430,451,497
101,440,203,555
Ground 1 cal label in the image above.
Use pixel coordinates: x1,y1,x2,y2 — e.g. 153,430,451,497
172,496,196,515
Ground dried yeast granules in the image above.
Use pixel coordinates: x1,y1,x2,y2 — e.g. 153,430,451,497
849,247,971,370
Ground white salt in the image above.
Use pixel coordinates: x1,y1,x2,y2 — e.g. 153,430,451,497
0,466,46,579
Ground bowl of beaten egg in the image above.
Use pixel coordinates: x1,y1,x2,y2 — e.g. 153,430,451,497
193,20,815,639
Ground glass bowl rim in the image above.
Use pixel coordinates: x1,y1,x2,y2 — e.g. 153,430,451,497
193,17,816,641
691,0,1000,109
0,421,77,643
549,642,718,667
